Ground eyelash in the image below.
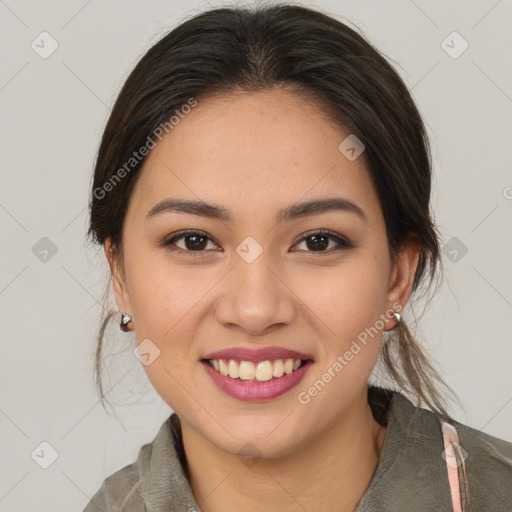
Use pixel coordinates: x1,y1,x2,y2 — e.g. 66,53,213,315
161,229,352,257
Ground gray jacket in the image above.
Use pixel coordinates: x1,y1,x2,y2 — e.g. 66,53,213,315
83,387,512,511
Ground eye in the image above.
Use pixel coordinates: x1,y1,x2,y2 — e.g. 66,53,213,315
162,230,220,256
292,230,352,253
162,229,352,256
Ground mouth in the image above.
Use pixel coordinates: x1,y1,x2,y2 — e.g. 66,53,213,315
201,357,312,382
199,348,315,402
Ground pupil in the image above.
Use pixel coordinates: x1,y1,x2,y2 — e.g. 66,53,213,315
185,235,207,250
307,234,328,251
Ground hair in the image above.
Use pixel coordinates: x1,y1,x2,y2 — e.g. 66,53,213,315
87,3,467,502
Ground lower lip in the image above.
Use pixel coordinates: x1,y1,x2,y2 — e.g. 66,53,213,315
201,360,313,402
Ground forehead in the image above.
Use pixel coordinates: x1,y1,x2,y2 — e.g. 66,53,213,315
127,88,380,223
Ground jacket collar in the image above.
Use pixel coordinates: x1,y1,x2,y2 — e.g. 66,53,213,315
354,387,454,510
138,412,196,512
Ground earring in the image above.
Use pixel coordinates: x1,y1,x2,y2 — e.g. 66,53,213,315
385,312,402,331
120,313,133,332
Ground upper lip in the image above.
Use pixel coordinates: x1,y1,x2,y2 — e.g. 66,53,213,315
201,346,314,363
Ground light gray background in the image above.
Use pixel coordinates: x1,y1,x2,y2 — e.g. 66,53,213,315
1,0,511,510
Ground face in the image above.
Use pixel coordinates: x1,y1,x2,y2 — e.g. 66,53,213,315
105,88,418,458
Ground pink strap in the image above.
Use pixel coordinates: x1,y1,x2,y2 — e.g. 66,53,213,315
440,420,465,512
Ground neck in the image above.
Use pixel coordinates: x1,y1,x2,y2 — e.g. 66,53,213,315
181,388,388,512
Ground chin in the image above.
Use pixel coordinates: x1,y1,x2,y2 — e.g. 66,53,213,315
199,416,307,461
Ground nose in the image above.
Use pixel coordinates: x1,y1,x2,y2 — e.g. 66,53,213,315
214,253,296,336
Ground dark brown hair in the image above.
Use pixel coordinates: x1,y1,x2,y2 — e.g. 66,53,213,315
87,2,461,431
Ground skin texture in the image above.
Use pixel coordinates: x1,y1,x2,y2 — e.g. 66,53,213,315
104,88,420,511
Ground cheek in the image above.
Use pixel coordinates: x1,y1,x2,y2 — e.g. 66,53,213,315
123,243,210,341
123,248,204,410
295,256,389,410
293,253,390,398
120,247,209,402
300,252,389,338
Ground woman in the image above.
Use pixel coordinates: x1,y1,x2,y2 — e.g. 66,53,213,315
83,4,512,511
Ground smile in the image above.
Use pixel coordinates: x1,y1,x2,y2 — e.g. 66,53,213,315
201,358,314,402
205,358,307,381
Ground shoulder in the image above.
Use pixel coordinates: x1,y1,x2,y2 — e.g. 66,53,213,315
455,419,512,461
81,412,180,512
363,387,512,510
453,419,512,507
83,413,198,511
394,388,512,508
82,444,150,512
82,413,192,511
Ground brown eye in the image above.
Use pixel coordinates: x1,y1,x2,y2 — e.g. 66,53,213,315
163,230,218,254
294,230,351,253
162,229,351,256
181,234,208,250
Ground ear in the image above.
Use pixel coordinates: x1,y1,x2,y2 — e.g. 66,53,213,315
103,238,132,314
385,238,421,317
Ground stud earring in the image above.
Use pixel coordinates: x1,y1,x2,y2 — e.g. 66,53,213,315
384,312,402,332
120,313,133,332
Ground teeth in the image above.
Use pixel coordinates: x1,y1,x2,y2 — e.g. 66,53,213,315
239,361,255,380
219,359,229,376
208,358,306,382
272,359,284,377
255,361,273,381
228,359,239,379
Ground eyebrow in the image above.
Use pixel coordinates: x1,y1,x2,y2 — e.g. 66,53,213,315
145,197,367,223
